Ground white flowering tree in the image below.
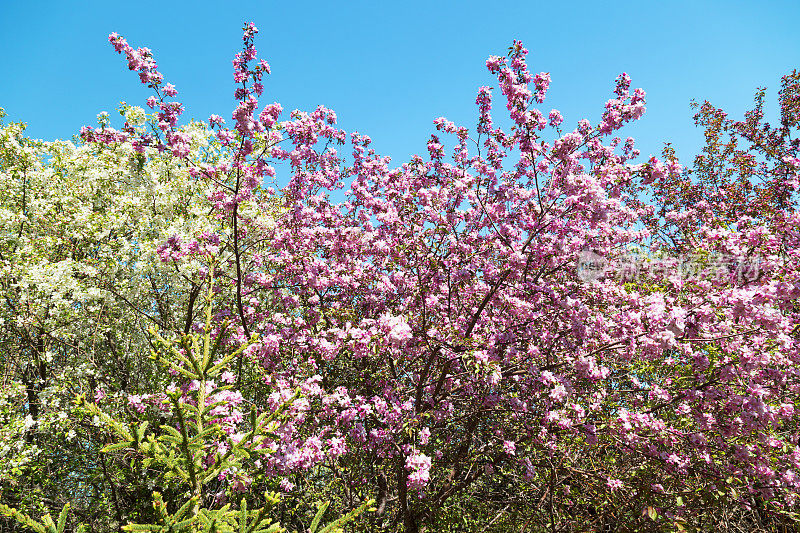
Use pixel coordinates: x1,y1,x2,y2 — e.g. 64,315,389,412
0,105,222,525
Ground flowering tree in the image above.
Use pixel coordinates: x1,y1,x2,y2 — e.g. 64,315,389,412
633,69,800,253
3,22,800,533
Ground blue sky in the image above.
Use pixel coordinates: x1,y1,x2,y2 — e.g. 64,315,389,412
1,0,798,169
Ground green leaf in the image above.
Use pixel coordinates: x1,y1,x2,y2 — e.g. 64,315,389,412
41,513,56,532
309,501,330,533
56,503,70,533
253,524,282,533
317,499,374,533
174,497,197,520
159,435,183,446
239,498,248,533
101,440,134,453
160,424,183,439
122,524,162,532
193,424,222,441
172,517,197,530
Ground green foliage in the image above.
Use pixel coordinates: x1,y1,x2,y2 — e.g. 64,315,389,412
0,502,86,533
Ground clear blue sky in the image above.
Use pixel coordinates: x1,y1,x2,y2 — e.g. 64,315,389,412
1,0,798,168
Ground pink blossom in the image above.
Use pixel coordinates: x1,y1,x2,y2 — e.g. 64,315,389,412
503,440,516,455
405,452,432,490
